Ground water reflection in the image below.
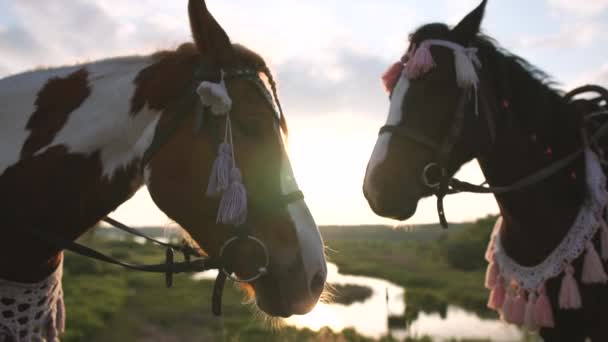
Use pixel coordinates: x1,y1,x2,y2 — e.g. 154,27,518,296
195,263,524,341
402,306,523,341
286,263,404,337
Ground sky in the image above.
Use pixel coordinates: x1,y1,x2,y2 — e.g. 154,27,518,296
1,0,607,226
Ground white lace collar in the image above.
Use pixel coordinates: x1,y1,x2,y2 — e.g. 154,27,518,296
489,149,608,291
0,259,65,342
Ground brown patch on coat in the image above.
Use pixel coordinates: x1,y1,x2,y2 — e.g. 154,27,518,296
130,44,200,115
0,146,142,282
21,68,91,158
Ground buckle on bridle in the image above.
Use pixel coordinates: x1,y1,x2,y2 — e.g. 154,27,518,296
218,235,270,283
422,163,442,189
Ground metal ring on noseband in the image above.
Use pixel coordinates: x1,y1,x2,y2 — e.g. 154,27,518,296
218,235,270,283
422,163,442,189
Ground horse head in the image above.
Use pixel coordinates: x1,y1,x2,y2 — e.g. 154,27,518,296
363,0,489,221
144,0,327,317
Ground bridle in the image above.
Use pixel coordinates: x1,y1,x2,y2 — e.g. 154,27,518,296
379,46,608,228
23,62,304,316
380,85,472,228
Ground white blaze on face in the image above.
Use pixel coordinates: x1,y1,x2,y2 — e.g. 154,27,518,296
364,72,410,191
280,145,327,293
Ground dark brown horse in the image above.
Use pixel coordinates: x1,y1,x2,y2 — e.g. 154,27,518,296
363,1,608,341
0,0,326,339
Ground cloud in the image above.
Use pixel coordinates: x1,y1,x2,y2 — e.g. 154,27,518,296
548,0,608,16
0,0,189,77
570,63,608,88
515,21,605,49
276,47,388,119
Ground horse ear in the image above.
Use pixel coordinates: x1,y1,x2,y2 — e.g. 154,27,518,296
188,0,236,66
451,0,487,45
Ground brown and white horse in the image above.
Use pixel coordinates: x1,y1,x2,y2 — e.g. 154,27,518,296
364,0,608,341
0,0,326,338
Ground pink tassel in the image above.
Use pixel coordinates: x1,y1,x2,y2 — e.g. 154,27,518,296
600,219,608,260
206,143,232,196
511,289,527,326
217,168,248,226
484,238,495,263
485,259,499,289
381,62,404,93
404,44,435,79
485,217,502,262
488,283,505,310
501,286,516,323
534,284,555,328
487,276,505,310
524,293,538,331
582,241,608,284
559,264,582,309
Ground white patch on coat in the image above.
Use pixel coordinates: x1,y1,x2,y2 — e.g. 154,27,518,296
0,65,85,176
29,56,163,179
364,72,410,189
279,143,327,295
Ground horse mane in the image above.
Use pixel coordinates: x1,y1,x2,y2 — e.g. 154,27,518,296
474,33,562,94
470,32,578,145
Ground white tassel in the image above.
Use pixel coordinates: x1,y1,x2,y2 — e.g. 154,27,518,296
206,143,233,196
453,48,480,88
217,168,248,226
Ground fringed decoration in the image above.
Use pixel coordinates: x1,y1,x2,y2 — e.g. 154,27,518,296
206,143,233,196
56,294,65,334
453,48,481,88
404,44,435,79
534,284,555,328
582,241,608,284
600,219,608,261
501,286,516,323
485,258,499,289
511,288,527,326
45,313,59,342
524,293,538,331
487,275,505,310
217,168,248,226
382,62,404,93
559,264,582,309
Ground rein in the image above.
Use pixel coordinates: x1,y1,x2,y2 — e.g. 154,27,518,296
21,62,303,316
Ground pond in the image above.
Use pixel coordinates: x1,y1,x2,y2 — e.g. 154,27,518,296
196,263,524,341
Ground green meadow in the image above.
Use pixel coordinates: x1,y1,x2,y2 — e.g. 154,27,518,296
61,216,515,342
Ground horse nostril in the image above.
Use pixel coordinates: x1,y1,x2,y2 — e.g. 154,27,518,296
310,270,326,296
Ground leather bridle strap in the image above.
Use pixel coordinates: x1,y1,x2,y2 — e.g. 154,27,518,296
435,89,471,228
101,217,199,257
21,225,220,275
448,110,608,194
379,126,440,151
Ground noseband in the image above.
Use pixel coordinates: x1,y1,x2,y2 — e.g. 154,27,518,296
23,61,304,316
